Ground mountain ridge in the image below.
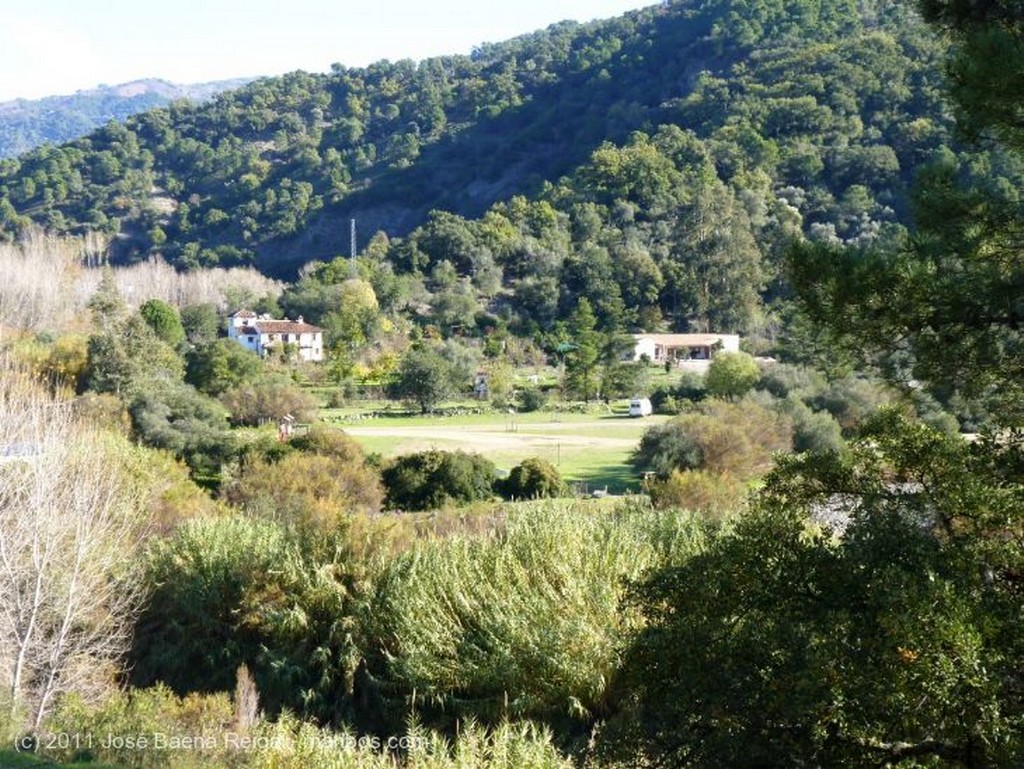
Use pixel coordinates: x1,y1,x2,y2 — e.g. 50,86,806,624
0,76,254,159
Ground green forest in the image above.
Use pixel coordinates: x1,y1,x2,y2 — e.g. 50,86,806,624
1,0,1024,767
2,0,1013,337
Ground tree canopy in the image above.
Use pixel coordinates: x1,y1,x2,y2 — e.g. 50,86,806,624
0,0,990,339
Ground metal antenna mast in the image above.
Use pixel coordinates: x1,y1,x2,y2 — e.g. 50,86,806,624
349,219,357,279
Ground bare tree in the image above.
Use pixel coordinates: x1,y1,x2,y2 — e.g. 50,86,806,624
77,258,283,313
0,362,146,728
0,228,84,332
0,230,282,336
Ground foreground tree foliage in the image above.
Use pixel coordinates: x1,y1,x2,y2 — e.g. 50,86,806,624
610,411,1024,766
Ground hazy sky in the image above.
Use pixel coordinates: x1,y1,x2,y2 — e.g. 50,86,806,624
0,0,653,102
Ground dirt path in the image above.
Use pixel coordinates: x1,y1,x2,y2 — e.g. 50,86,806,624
342,424,637,452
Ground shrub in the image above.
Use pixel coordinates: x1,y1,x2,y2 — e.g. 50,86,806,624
632,418,704,477
248,714,574,769
42,334,89,392
129,378,237,482
382,450,497,511
650,373,706,414
676,370,708,402
219,379,317,426
633,399,793,480
647,469,747,518
517,387,547,412
705,351,760,400
226,430,383,526
757,362,826,400
498,457,565,500
73,391,131,434
789,400,845,454
44,686,233,767
810,376,892,434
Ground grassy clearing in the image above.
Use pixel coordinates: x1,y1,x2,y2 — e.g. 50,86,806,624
333,408,668,494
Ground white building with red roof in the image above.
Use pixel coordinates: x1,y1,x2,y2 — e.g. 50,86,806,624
228,310,325,362
631,333,740,372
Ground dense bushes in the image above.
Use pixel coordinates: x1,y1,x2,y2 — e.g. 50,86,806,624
45,687,574,769
226,427,383,525
517,386,547,412
228,452,383,525
129,377,237,482
633,399,793,480
381,450,497,510
122,500,709,752
47,704,573,769
497,457,565,500
131,515,367,723
219,379,317,426
46,686,234,767
646,469,748,517
364,503,708,725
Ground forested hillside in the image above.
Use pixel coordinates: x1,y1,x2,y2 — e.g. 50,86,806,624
0,78,251,159
0,0,1016,336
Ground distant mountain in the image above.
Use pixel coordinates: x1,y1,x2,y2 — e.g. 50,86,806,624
0,78,253,158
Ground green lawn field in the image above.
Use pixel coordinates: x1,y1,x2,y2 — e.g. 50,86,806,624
332,408,668,494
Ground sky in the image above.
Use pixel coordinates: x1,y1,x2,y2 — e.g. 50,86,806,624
0,0,654,102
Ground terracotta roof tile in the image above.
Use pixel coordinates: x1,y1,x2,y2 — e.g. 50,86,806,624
253,319,323,334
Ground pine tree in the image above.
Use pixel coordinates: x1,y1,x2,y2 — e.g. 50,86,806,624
564,298,602,402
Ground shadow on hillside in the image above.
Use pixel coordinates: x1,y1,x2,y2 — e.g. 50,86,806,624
259,5,727,276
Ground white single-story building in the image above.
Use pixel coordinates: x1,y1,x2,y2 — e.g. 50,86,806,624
631,333,740,371
228,310,325,362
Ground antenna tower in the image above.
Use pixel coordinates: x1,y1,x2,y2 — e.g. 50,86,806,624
349,219,357,279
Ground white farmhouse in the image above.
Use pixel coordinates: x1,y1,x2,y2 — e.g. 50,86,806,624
228,310,325,362
631,333,740,372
